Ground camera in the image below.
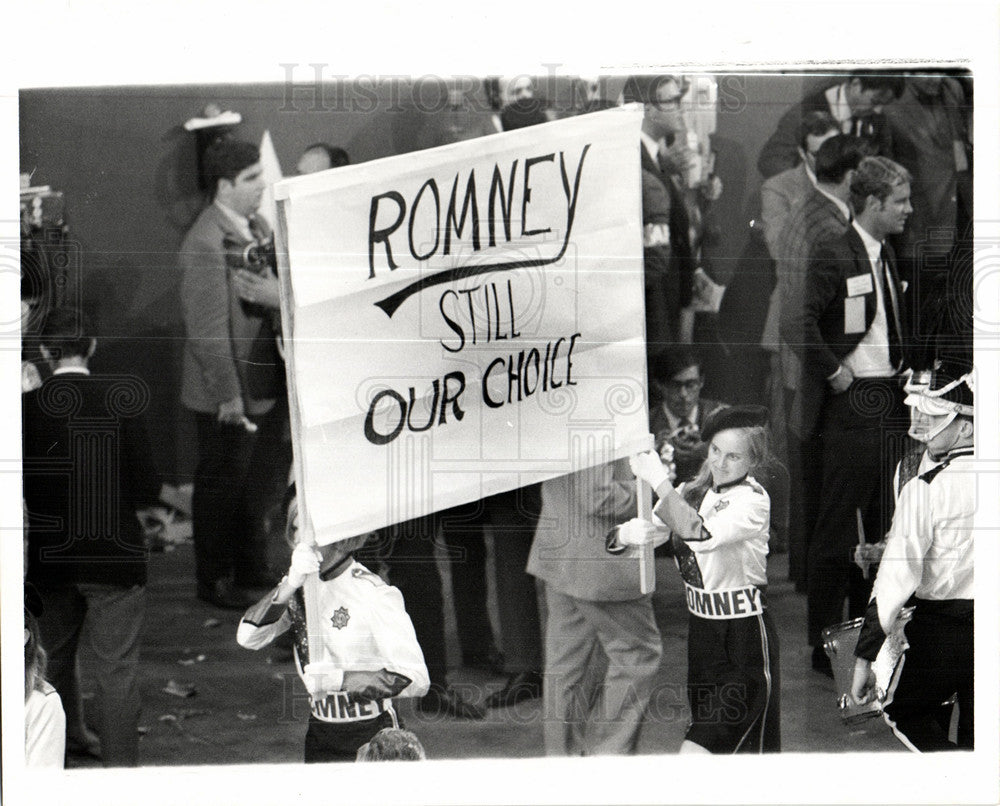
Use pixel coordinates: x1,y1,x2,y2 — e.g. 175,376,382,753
223,234,276,274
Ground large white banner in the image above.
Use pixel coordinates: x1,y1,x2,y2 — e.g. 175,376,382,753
274,106,650,545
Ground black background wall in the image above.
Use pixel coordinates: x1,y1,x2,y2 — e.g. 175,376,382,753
19,74,808,481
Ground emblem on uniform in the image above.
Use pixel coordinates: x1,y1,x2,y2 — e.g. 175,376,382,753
330,607,350,629
714,499,729,513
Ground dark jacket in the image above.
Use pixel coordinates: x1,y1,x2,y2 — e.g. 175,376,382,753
23,371,161,587
640,146,695,309
785,226,908,438
757,84,893,179
649,397,726,484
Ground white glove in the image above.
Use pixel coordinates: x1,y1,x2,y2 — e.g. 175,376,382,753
629,451,671,491
617,517,656,547
302,661,343,699
287,543,321,589
658,441,675,463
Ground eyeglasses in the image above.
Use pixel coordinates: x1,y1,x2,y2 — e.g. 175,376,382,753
653,96,683,111
665,378,703,393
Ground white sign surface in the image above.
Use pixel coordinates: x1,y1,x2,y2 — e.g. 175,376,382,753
275,106,650,545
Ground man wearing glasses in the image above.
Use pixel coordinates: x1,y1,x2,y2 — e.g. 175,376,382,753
648,347,726,484
759,111,840,261
624,74,695,347
758,71,904,179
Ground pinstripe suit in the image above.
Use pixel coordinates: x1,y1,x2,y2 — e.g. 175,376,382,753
771,188,851,585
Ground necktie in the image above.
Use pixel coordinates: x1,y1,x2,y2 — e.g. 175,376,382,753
878,245,903,370
247,214,266,244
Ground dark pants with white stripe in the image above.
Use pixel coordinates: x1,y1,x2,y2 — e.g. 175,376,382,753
686,609,781,753
304,710,397,763
884,599,973,751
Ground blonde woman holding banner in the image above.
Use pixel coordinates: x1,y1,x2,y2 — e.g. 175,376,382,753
613,405,781,753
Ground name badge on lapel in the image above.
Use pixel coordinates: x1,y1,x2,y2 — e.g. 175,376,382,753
846,273,874,297
844,296,866,334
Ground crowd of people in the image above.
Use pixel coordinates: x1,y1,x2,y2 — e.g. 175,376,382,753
21,69,975,766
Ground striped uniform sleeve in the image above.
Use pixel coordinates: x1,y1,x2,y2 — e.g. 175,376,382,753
855,477,931,659
654,484,769,553
236,586,293,650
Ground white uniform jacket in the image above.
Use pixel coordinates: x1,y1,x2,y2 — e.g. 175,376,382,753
650,477,770,620
856,448,975,659
237,559,429,700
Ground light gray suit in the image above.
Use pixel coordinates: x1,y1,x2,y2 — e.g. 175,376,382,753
528,459,662,756
179,203,276,416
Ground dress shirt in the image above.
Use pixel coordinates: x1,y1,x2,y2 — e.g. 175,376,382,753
213,200,254,242
660,403,699,433
825,83,853,133
841,221,895,379
640,131,663,169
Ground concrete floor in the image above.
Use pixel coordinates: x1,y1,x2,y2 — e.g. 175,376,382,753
69,538,903,768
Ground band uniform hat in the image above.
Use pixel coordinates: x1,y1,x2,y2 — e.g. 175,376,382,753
700,404,770,444
903,358,974,418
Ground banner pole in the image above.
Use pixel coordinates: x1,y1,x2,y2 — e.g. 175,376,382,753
275,198,323,667
636,476,655,594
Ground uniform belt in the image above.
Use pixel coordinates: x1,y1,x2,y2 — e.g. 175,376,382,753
310,691,392,723
684,582,766,620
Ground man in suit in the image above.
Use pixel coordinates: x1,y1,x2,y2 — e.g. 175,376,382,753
884,73,972,289
758,72,904,179
180,138,286,608
625,74,695,348
648,347,727,484
527,456,662,756
786,156,913,674
773,134,869,586
23,309,161,766
759,111,840,261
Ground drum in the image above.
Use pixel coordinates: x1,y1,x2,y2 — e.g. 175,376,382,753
821,606,913,724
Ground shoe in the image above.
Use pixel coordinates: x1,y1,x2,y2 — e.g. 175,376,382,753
462,645,506,675
485,670,543,709
418,684,486,720
197,579,257,610
811,645,834,679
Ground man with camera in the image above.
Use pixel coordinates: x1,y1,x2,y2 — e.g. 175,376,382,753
179,138,286,609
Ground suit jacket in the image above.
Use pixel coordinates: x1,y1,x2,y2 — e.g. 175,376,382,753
179,204,279,415
760,163,814,259
786,226,908,437
769,188,851,391
23,372,161,587
527,459,640,602
757,84,893,179
649,397,726,483
640,147,695,308
885,79,970,272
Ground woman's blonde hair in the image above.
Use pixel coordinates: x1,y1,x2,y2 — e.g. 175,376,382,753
24,610,48,700
682,425,772,508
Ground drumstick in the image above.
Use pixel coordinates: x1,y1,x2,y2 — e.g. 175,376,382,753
637,476,655,594
856,507,868,580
